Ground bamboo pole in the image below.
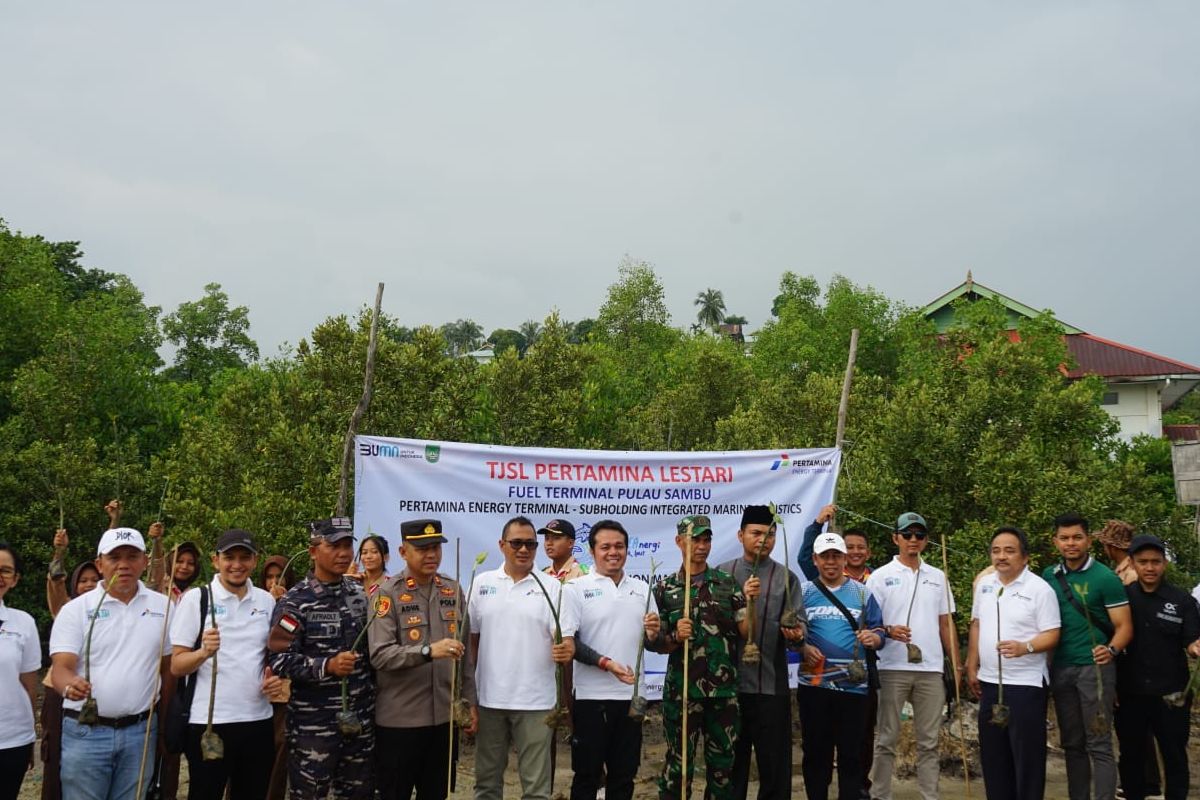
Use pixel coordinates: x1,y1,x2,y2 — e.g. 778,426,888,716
680,527,694,797
336,282,385,517
829,329,859,533
940,531,972,796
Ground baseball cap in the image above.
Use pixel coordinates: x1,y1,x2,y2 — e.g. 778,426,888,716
97,527,146,555
813,532,848,554
216,529,258,554
309,517,355,544
895,512,928,532
537,519,576,538
677,515,713,537
401,518,448,546
1128,534,1165,556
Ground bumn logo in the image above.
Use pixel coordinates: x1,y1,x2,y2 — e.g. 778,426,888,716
425,445,441,464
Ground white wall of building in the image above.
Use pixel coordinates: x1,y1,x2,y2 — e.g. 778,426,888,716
1101,381,1163,441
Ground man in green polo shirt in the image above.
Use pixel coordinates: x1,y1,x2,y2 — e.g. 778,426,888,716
1042,512,1133,800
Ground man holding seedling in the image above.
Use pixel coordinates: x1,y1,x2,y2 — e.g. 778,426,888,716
268,517,374,800
369,518,476,800
49,527,175,800
967,526,1061,800
1114,534,1200,800
717,504,806,800
470,515,578,800
1043,512,1132,800
649,514,749,800
566,518,658,800
170,529,279,799
866,512,955,800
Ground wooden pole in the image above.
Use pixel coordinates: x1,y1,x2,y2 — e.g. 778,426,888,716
830,329,859,533
941,532,972,796
336,283,385,517
680,528,694,797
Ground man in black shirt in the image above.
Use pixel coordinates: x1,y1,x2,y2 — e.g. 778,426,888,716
1115,534,1200,800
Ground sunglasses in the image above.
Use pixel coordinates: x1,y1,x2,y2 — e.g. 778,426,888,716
898,530,928,540
505,539,539,551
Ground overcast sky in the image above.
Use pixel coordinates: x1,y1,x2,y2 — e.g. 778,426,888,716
4,3,1198,367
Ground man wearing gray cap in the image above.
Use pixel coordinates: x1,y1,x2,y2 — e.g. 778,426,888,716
866,512,954,800
268,518,375,800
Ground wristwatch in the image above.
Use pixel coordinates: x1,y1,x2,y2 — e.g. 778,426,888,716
1024,641,1035,654
1106,644,1119,657
421,645,433,662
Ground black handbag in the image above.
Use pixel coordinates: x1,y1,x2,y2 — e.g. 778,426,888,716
164,586,208,755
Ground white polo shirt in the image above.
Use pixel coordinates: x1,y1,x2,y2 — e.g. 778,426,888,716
0,601,41,748
50,582,173,717
567,571,657,701
867,557,954,673
470,567,580,710
971,567,1061,687
170,578,275,724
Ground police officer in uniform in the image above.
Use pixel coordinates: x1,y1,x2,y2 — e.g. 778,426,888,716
268,518,374,800
369,519,477,800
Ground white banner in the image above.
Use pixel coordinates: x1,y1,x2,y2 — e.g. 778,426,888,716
353,436,840,698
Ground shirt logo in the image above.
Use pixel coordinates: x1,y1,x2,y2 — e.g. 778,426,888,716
88,608,111,620
1163,602,1177,614
140,609,165,618
478,586,497,597
885,577,901,587
583,588,603,599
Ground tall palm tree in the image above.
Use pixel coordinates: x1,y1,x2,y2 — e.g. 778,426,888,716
694,288,726,330
518,320,542,350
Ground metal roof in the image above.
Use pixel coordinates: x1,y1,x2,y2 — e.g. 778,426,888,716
1064,333,1200,379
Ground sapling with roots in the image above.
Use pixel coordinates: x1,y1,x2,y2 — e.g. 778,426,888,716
200,593,224,760
629,557,662,721
905,566,924,664
990,587,1010,728
769,503,801,630
78,575,118,725
337,594,388,737
741,538,768,666
534,575,570,729
1072,584,1111,736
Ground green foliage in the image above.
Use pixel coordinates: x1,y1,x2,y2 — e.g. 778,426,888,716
162,283,258,384
1,225,1196,632
694,288,726,330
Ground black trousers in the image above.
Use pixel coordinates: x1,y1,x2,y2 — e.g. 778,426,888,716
0,743,32,800
1115,693,1191,800
977,682,1047,800
184,718,275,800
570,699,642,800
796,685,867,800
860,683,877,792
376,723,456,800
730,693,792,800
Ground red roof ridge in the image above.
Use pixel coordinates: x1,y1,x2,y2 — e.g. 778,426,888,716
1071,333,1200,374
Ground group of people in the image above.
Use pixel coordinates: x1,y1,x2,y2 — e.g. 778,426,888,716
0,503,1198,800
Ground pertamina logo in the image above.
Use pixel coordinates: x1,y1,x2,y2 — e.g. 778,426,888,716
769,453,835,473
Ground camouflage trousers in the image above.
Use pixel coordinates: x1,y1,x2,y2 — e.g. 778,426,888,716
286,711,375,800
658,695,739,800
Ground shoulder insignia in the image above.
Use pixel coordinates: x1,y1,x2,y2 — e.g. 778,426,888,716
375,596,392,616
278,615,299,635
405,576,417,589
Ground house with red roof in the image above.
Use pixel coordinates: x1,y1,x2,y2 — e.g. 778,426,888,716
922,274,1200,441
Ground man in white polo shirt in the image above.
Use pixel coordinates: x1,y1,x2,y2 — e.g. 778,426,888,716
170,529,280,799
567,519,658,800
866,512,955,800
470,515,579,800
967,526,1061,800
50,527,175,800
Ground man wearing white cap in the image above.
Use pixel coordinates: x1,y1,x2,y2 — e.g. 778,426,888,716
49,527,175,800
798,532,884,800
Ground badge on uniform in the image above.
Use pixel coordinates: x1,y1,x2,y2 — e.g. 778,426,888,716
376,596,392,616
399,593,414,602
408,628,422,641
405,576,417,589
440,587,455,596
448,623,457,634
406,614,422,625
278,615,299,635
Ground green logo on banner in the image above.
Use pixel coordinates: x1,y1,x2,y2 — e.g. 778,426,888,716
425,445,441,464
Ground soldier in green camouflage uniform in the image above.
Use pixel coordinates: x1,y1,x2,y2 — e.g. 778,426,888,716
648,515,750,800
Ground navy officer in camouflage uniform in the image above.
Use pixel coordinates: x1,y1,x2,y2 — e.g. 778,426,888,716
648,515,750,800
268,517,375,799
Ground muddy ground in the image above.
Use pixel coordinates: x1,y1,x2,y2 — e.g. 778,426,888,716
18,699,1200,798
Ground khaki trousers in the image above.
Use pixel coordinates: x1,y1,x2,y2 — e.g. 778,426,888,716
474,706,554,800
870,670,945,800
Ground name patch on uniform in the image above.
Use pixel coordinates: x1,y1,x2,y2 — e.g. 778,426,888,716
400,604,420,613
278,615,299,634
439,598,457,608
309,612,340,622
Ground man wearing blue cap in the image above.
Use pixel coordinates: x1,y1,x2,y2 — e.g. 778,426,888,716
1115,534,1200,800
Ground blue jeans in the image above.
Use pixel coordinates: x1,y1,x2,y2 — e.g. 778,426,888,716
60,715,157,800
